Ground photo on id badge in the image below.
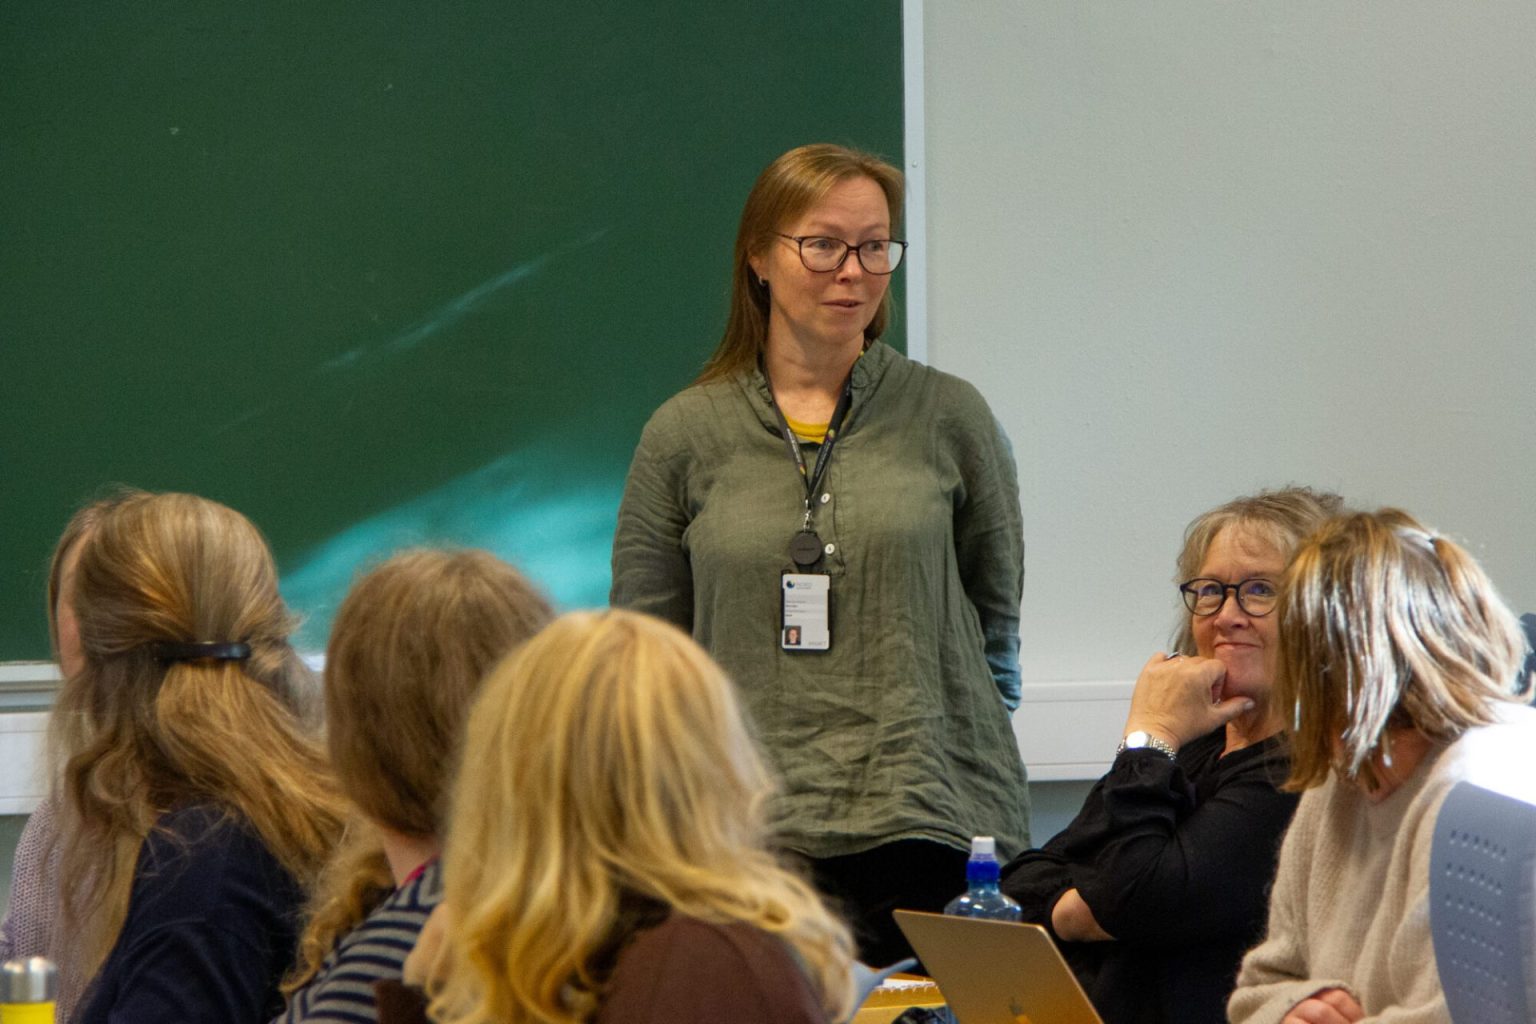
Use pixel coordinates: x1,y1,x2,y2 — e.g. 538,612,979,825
782,573,830,651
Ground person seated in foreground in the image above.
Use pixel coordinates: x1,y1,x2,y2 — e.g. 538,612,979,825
1228,509,1536,1024
275,549,552,1023
398,609,858,1024
54,490,347,1023
1002,487,1343,1024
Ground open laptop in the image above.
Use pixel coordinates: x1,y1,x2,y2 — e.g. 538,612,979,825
894,910,1104,1024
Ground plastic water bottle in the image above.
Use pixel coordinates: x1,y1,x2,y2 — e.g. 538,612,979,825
0,956,56,1024
943,836,1022,921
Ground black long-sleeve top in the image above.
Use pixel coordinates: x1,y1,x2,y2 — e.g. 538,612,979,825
1000,729,1298,1024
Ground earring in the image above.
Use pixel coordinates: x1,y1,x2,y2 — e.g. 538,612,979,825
758,277,768,288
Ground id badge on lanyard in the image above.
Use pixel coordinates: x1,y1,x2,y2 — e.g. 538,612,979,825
781,573,830,651
767,373,852,654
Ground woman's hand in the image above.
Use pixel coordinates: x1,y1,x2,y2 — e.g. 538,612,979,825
1281,987,1365,1023
1050,888,1114,942
1123,653,1255,751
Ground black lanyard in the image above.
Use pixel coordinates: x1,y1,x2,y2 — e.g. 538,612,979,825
765,373,854,562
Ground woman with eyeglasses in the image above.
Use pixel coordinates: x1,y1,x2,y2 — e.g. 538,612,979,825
1001,487,1343,1024
611,143,1029,966
1229,510,1536,1024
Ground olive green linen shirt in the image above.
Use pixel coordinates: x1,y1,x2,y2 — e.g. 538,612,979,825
611,341,1030,859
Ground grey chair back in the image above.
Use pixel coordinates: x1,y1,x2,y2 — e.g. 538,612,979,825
1430,781,1536,1024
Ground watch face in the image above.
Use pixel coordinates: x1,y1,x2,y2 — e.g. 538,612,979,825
1124,731,1151,747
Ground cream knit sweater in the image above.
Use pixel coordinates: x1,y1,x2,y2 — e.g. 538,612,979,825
1229,703,1536,1024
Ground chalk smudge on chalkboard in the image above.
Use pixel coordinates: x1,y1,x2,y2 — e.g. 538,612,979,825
280,441,620,651
216,228,613,434
383,226,612,355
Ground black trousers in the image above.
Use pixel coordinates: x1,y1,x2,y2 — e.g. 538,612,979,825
803,839,970,968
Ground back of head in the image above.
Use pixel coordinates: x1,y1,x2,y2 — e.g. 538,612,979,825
53,491,344,975
1275,508,1531,791
1171,486,1346,653
434,609,853,1024
698,142,904,384
325,548,553,838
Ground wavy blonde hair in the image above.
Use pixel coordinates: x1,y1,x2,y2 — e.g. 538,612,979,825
286,549,552,990
1274,508,1532,792
429,609,856,1024
48,491,347,979
696,142,903,385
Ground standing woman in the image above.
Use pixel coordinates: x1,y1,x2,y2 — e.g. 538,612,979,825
611,143,1029,963
50,491,347,1022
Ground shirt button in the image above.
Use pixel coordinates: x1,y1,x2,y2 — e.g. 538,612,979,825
819,493,831,504
823,543,836,555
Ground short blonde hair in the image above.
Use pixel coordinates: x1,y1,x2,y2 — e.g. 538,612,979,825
1274,508,1531,791
431,609,855,1024
1170,486,1345,654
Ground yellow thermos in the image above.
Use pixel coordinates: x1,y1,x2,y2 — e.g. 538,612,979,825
0,957,56,1024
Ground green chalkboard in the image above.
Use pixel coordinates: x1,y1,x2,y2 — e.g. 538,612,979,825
1,2,905,657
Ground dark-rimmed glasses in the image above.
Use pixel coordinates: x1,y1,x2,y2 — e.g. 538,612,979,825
1178,577,1279,617
776,233,908,274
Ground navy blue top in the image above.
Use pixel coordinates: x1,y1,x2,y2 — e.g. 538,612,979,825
1001,730,1298,1024
76,805,305,1024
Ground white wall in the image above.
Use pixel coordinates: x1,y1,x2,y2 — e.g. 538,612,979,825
922,2,1536,704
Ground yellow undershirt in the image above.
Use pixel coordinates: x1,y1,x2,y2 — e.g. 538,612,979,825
783,414,829,444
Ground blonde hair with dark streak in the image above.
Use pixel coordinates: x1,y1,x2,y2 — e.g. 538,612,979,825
696,143,904,385
1274,508,1532,793
286,549,553,991
428,609,856,1024
48,491,346,979
1170,486,1346,655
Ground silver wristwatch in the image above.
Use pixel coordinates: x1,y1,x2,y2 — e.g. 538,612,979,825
1117,730,1178,761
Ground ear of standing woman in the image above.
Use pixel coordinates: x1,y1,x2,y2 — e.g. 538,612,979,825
407,609,857,1024
1229,510,1536,1024
47,491,347,1024
1003,487,1343,1024
611,143,1028,965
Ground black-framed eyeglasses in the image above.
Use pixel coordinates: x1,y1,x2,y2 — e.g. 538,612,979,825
1178,577,1279,617
776,233,908,274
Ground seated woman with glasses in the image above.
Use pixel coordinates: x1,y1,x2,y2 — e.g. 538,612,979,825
612,142,1028,967
1002,487,1343,1024
1229,510,1536,1024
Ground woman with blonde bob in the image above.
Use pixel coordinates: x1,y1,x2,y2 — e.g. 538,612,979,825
278,550,552,1023
50,490,347,1023
409,609,857,1024
1230,509,1536,1024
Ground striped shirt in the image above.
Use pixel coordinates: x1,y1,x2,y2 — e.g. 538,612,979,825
274,860,441,1024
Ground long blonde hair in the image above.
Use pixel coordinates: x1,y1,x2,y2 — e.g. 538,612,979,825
430,610,856,1024
48,491,346,978
1274,508,1532,792
286,550,553,990
696,143,903,385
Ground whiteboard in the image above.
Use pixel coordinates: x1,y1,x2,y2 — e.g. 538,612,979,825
919,2,1536,688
